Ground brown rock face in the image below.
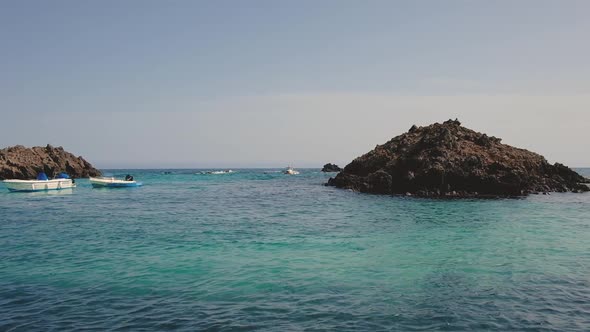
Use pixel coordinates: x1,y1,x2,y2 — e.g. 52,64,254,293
0,145,101,180
327,120,589,197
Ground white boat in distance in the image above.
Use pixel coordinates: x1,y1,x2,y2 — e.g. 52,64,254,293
199,170,234,175
3,172,75,192
283,166,300,175
90,176,142,188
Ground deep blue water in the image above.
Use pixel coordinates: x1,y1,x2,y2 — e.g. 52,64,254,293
1,169,589,331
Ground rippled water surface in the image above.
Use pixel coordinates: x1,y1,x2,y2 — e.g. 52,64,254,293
1,169,589,331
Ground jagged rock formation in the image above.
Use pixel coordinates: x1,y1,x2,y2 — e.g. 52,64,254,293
321,163,342,172
327,119,589,197
0,145,101,180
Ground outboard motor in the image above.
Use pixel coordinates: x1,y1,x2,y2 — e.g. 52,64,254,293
125,174,134,181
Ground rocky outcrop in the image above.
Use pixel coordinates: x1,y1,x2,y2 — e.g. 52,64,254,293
327,119,589,197
321,163,342,172
0,145,101,180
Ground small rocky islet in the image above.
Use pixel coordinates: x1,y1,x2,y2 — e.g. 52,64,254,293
0,144,101,180
328,119,589,198
321,163,342,172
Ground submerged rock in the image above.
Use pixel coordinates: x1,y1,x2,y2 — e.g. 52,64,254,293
327,119,589,197
321,163,342,172
0,144,101,180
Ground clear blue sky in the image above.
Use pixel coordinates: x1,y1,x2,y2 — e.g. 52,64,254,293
1,1,589,168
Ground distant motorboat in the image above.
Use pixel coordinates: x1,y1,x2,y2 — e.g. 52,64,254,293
283,166,300,175
211,169,233,174
199,170,234,175
3,172,76,192
90,175,142,188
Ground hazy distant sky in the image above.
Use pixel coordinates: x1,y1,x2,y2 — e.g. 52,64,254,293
1,1,589,168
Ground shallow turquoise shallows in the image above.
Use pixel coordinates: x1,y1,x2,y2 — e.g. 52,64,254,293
1,169,589,331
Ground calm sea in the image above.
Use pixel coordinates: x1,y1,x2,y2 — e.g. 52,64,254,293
1,169,589,331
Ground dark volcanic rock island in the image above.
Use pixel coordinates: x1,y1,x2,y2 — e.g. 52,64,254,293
321,163,342,172
328,120,589,197
0,145,101,180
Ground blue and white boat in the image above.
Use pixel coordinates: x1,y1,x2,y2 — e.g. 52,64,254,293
89,176,142,188
3,172,76,192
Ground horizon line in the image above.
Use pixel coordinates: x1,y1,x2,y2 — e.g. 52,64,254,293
97,166,590,170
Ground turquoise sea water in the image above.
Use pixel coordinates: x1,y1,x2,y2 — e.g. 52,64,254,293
1,169,589,331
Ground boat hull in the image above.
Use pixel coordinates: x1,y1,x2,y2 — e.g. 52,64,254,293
89,177,142,188
3,179,75,192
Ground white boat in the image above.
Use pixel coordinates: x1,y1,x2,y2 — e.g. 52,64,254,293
283,166,300,175
197,170,234,175
208,170,234,175
89,176,142,188
3,173,76,192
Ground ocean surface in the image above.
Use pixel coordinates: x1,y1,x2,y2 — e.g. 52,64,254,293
1,168,589,331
